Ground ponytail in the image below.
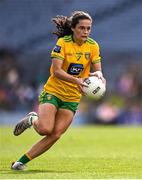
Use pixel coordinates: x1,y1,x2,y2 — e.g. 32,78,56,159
52,11,92,39
52,15,72,38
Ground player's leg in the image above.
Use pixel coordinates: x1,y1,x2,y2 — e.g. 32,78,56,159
12,108,74,170
26,108,74,159
11,103,57,170
13,92,58,136
32,103,57,135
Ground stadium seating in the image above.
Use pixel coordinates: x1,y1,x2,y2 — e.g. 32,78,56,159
0,0,142,53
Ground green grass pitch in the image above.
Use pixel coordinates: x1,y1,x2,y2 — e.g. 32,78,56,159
0,125,142,179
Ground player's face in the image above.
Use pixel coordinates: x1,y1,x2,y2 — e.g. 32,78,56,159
72,19,92,44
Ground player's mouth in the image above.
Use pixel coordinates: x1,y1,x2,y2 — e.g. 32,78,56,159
82,36,88,38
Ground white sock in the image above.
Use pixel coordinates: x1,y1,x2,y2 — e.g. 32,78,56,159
29,114,38,125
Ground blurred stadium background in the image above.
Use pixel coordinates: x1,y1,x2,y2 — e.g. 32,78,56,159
0,0,142,126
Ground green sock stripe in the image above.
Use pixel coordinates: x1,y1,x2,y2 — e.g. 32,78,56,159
18,154,31,164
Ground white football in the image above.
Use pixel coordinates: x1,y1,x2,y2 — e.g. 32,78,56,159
83,76,106,100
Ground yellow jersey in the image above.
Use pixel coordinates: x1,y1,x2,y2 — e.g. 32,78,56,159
44,35,101,102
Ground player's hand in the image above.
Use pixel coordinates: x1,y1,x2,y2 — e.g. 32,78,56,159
75,78,88,95
89,71,106,84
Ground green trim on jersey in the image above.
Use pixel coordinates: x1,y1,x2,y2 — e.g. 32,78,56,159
51,55,64,60
63,35,72,42
92,59,101,64
87,37,96,44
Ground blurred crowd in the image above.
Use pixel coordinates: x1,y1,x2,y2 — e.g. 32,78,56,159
0,48,142,125
0,48,38,111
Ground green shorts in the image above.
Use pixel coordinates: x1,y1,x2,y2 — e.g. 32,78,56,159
39,91,79,113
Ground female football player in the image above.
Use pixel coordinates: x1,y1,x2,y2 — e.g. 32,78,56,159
11,11,106,170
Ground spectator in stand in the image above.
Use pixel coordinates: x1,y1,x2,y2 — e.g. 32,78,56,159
0,48,20,110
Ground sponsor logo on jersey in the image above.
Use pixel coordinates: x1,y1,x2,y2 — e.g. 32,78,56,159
53,45,61,53
67,63,84,75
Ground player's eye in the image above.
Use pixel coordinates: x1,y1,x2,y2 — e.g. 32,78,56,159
79,26,85,30
79,26,91,31
87,27,91,31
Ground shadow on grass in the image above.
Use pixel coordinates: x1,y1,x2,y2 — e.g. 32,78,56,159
1,169,75,174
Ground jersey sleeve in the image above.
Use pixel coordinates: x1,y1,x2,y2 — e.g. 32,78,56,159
51,38,65,60
91,42,101,64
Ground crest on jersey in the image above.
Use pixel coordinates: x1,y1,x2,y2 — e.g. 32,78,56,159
85,52,91,60
47,94,52,100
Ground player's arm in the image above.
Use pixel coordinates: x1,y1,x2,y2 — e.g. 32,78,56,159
52,58,87,91
52,58,77,83
51,38,87,92
51,38,79,84
90,62,106,84
90,41,106,83
91,62,102,77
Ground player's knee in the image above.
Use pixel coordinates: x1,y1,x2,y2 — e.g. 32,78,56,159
37,126,53,136
51,131,62,140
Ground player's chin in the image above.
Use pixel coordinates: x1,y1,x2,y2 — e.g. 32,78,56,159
82,37,88,41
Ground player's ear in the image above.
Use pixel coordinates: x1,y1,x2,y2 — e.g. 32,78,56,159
71,27,74,32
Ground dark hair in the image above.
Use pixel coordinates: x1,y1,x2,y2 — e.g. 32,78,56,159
52,11,92,38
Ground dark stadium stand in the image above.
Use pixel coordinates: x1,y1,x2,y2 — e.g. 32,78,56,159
0,0,142,53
